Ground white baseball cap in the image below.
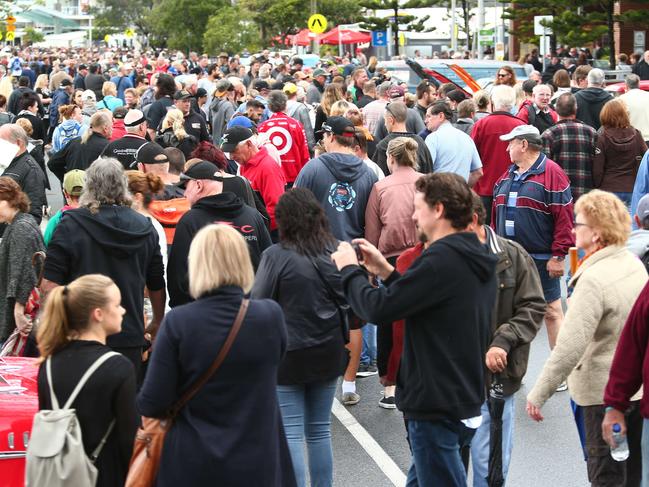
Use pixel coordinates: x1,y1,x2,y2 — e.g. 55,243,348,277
499,125,541,141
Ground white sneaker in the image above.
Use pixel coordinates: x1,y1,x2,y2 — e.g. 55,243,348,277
342,392,360,406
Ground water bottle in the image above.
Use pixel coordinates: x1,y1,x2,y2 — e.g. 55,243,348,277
610,423,630,461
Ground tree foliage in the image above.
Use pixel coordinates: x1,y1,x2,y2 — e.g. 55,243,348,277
359,0,436,56
90,0,154,38
203,6,262,55
148,0,228,51
23,26,44,45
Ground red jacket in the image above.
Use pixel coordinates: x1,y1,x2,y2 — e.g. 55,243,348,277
240,147,286,230
385,243,424,384
604,280,649,418
258,112,310,184
471,112,525,197
110,119,127,141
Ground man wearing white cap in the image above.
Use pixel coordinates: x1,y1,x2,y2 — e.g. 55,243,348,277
492,125,574,362
101,109,149,169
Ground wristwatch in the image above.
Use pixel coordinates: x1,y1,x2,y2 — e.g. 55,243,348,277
552,255,565,261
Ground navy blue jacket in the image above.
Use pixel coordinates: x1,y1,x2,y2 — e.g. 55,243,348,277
137,287,296,487
49,88,69,128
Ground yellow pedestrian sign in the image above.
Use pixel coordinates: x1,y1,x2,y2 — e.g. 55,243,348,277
5,32,14,41
104,34,112,43
308,14,327,34
125,28,135,38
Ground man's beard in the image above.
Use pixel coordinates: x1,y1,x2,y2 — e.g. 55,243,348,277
417,231,428,244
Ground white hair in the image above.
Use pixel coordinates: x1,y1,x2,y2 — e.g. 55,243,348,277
588,68,605,87
490,85,517,111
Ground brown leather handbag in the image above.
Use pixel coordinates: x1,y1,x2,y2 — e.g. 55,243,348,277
125,299,249,487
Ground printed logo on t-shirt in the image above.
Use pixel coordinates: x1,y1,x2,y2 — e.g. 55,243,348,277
265,124,293,156
328,182,356,212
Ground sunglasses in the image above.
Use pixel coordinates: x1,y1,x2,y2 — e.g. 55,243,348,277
497,73,509,78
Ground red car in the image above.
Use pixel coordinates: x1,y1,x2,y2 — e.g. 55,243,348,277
0,357,39,487
605,80,649,95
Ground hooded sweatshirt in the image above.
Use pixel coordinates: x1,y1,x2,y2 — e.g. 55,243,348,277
575,87,613,130
340,231,498,421
593,127,648,192
294,152,378,241
43,205,165,348
167,192,272,307
51,119,85,153
628,229,649,258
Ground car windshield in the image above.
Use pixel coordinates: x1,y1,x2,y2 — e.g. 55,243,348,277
386,64,527,91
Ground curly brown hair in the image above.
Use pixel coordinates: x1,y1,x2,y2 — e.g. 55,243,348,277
0,176,30,213
414,173,473,230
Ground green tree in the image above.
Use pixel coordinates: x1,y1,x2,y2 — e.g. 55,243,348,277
22,26,44,45
203,6,261,55
90,0,154,39
359,0,436,56
149,0,227,52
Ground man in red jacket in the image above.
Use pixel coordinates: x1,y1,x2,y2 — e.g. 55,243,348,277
471,85,524,224
258,90,309,188
603,281,649,476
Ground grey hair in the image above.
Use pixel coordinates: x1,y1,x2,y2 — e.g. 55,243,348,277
79,157,131,213
625,73,640,90
267,90,288,113
0,124,28,147
82,111,112,144
588,68,605,87
378,81,392,97
490,85,516,111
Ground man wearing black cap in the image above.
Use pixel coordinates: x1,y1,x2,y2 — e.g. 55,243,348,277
221,125,285,234
306,68,327,105
209,80,236,144
167,160,272,306
102,109,149,169
235,79,271,123
171,89,211,144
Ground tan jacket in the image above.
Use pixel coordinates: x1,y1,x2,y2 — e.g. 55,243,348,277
528,245,647,407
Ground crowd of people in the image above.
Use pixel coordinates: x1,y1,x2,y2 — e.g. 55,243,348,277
1,42,649,487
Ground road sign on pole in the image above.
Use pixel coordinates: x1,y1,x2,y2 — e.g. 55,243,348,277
371,30,387,47
308,14,327,34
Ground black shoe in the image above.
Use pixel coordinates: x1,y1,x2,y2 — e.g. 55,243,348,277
378,396,396,409
356,364,378,378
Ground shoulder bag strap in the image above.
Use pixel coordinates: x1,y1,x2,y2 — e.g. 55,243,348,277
45,356,60,410
63,351,120,409
90,419,115,463
32,251,46,287
310,258,342,307
169,298,249,418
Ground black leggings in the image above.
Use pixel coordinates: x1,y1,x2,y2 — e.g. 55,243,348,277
376,255,398,377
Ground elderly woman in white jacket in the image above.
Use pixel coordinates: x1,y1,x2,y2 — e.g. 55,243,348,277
526,190,647,485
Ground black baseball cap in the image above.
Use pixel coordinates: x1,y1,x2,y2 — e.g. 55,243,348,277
173,90,192,100
135,142,169,167
60,78,72,87
177,160,225,188
317,116,356,137
220,126,254,152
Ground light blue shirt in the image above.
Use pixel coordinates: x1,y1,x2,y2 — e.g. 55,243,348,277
425,122,482,181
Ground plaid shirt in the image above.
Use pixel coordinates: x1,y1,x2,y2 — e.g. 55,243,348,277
542,119,597,201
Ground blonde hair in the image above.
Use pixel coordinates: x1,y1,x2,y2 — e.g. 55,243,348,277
189,224,254,298
330,100,352,117
82,111,112,144
15,117,33,137
102,81,117,97
34,74,49,91
37,274,116,359
387,136,419,170
575,190,631,247
162,108,188,141
321,84,344,117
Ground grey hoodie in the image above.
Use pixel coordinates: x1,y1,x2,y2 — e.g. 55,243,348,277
294,152,378,241
627,229,649,257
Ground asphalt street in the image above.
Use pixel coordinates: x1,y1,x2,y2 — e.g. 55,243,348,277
44,165,589,487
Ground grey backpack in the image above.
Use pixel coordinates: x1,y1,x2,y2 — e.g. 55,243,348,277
25,351,119,487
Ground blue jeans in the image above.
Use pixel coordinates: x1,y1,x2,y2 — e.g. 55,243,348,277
360,323,377,365
277,379,338,487
642,418,649,487
470,395,515,487
405,419,476,487
614,191,633,210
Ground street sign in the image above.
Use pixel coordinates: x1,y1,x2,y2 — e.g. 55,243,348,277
534,15,553,36
5,16,15,24
125,28,135,38
634,31,646,54
104,34,111,42
6,32,14,41
308,14,327,34
6,24,15,32
371,30,387,47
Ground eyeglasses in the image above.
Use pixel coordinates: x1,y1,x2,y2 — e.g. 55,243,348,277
497,73,509,78
573,221,591,228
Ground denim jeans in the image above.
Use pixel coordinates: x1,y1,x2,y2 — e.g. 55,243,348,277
642,418,649,487
277,378,338,487
470,395,515,487
360,323,377,365
613,191,633,211
405,419,477,487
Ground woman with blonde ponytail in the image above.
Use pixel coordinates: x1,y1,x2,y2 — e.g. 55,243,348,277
156,108,198,158
363,136,423,409
36,274,138,487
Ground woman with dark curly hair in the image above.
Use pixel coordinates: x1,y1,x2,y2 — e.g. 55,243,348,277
251,188,348,487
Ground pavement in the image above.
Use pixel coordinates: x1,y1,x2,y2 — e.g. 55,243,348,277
330,324,590,487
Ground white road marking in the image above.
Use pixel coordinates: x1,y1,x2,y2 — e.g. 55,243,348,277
331,398,407,486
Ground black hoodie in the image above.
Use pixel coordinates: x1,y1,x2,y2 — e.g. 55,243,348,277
167,192,272,307
575,87,613,130
340,232,498,421
43,205,165,348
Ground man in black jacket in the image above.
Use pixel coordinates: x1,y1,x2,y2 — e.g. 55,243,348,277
48,111,112,181
0,124,46,224
167,161,271,307
7,76,42,116
332,172,498,486
574,68,613,130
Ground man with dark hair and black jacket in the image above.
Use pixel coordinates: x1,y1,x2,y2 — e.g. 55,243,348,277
468,194,546,487
167,160,272,307
7,76,42,117
332,172,498,486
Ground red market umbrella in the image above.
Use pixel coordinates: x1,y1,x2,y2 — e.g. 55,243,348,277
317,26,371,45
290,28,316,47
